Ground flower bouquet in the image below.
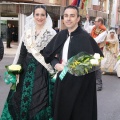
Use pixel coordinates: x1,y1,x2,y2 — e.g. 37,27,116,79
59,52,102,80
106,41,110,46
4,64,22,85
106,41,110,50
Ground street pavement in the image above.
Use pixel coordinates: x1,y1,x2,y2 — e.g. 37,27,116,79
0,43,120,120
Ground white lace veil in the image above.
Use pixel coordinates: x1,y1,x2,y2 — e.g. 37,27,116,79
13,12,54,64
107,29,118,41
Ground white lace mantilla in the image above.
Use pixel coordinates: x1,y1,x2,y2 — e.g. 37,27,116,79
23,27,56,74
24,27,55,52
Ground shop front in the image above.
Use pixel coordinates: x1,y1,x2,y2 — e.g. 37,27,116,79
0,4,18,42
0,3,61,42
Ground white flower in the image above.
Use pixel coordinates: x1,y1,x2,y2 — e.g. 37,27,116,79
90,59,99,65
94,53,100,60
8,65,21,71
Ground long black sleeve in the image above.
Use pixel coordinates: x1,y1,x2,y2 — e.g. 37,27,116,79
17,42,27,65
0,38,4,60
51,57,59,68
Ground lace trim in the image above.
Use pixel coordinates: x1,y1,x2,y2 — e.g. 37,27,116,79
24,27,56,53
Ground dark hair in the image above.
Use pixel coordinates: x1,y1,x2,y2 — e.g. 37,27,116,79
33,5,48,17
63,5,80,17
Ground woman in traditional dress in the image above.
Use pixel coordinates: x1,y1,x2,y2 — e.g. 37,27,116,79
101,29,119,74
0,5,56,120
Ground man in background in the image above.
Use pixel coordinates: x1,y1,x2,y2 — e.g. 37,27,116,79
84,16,107,91
6,23,12,48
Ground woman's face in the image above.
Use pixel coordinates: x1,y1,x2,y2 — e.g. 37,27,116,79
110,32,115,38
34,8,47,26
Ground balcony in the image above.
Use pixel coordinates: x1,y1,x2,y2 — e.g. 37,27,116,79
0,0,61,5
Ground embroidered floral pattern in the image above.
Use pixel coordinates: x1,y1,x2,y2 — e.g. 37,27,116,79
24,27,55,53
20,58,36,120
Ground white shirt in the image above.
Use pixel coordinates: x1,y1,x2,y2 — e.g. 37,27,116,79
62,35,71,65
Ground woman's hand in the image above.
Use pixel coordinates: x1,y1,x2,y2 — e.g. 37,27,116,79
54,63,64,71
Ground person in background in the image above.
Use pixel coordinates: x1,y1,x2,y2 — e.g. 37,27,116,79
101,29,119,74
0,37,4,61
6,23,12,48
117,26,120,44
0,5,56,120
84,16,107,91
43,5,103,120
11,24,16,42
84,14,94,33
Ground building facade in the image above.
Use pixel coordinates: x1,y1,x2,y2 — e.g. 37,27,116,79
0,0,63,41
0,0,117,41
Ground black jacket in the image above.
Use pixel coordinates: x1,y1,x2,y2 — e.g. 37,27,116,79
42,26,104,120
0,38,4,60
43,26,103,65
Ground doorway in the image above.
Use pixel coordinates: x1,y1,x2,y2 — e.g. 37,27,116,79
0,18,18,42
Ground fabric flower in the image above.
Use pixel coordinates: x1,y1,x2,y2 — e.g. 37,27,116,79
8,65,21,71
106,41,109,46
90,59,99,65
93,53,100,60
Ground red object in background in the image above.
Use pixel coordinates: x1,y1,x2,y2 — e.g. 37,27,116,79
71,0,78,6
106,41,109,45
81,0,86,9
81,2,84,9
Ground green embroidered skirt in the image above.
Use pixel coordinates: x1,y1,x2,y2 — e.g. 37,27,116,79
0,55,54,120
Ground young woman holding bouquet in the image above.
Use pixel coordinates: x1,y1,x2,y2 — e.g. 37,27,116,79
0,5,56,120
43,6,103,120
101,29,119,73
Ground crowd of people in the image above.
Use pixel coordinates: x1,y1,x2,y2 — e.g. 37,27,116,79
0,4,120,120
